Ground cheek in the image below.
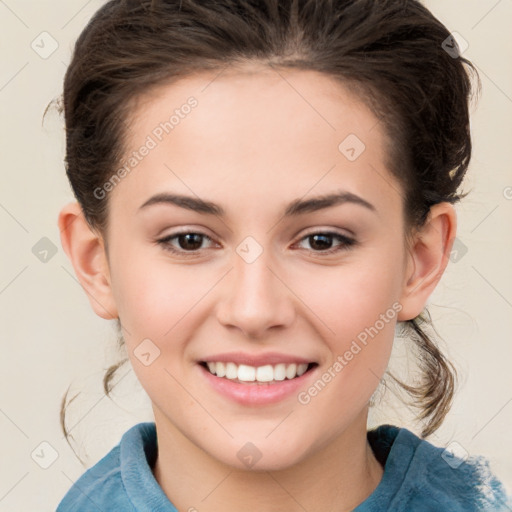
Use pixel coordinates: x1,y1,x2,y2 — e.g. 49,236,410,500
109,253,210,406
110,247,209,339
297,252,405,340
299,307,397,426
293,250,403,399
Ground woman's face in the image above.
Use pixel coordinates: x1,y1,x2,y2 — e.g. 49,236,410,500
104,66,412,470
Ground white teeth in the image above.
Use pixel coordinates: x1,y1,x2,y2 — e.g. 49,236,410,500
225,362,238,379
285,363,297,379
297,363,308,376
238,364,256,381
274,363,286,381
256,365,274,382
216,362,226,378
204,361,311,382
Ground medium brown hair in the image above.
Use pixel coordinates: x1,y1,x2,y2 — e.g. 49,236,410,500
58,0,479,446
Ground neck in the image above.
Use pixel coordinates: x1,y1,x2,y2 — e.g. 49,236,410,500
152,408,384,512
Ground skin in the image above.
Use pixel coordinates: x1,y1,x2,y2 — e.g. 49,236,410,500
58,64,456,512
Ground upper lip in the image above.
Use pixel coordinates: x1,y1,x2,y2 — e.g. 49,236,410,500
200,352,316,367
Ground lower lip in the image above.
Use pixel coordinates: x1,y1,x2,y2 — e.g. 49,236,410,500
198,363,317,406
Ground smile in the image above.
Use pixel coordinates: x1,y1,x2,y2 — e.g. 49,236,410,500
201,361,316,383
198,360,319,405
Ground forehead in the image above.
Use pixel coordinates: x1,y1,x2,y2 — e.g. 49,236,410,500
110,65,402,223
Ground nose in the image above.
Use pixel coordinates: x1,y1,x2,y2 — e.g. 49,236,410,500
215,244,295,339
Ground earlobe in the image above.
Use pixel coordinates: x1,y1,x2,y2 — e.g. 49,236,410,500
58,202,118,320
397,203,457,321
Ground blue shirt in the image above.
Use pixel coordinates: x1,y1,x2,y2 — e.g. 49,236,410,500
56,422,510,511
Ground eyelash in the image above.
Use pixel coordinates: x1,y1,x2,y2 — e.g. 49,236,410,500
156,229,357,257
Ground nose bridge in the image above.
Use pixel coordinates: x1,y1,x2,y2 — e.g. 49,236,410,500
235,237,275,297
216,234,294,337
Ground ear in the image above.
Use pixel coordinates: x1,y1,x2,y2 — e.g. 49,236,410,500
58,202,118,320
397,202,457,321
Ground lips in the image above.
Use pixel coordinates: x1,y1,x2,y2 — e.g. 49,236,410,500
198,357,319,405
198,351,318,386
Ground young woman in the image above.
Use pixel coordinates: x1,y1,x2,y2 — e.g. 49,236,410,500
55,0,510,510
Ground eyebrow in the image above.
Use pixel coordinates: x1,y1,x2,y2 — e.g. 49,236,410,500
138,190,377,217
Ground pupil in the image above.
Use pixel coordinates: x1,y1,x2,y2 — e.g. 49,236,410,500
180,233,202,250
310,234,332,250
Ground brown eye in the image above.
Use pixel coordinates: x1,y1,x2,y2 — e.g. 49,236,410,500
296,232,357,254
157,231,215,255
174,233,205,251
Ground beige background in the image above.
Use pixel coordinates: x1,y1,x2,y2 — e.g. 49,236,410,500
1,0,511,510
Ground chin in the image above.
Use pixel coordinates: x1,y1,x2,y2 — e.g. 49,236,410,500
205,435,312,472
